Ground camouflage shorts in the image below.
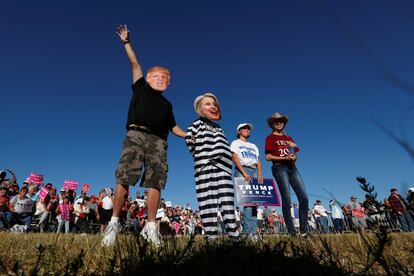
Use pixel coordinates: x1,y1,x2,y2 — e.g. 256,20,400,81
115,130,168,190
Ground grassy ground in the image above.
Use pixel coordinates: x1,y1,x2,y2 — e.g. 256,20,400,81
0,232,413,275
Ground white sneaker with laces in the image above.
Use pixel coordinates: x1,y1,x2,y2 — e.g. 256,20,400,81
102,221,122,247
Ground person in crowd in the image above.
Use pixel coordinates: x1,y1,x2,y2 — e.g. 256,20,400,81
0,186,10,229
230,122,263,238
256,207,264,235
185,93,239,240
265,112,309,236
5,187,34,229
290,203,300,233
8,183,19,198
0,171,6,184
313,200,329,233
44,183,53,191
383,197,399,230
100,188,114,234
102,24,186,247
26,185,39,202
74,190,88,205
234,207,242,233
329,200,345,233
67,189,76,204
344,196,367,231
87,195,98,224
406,188,414,213
362,194,383,230
34,194,52,232
388,188,414,232
74,197,90,233
126,201,140,234
59,188,67,204
56,196,72,234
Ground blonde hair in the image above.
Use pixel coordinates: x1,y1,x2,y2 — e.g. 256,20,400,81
146,66,171,79
193,93,220,117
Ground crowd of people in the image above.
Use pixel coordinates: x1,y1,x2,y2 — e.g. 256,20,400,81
0,170,413,235
2,25,413,247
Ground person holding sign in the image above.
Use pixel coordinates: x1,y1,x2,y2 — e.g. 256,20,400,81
344,196,367,231
265,112,309,236
185,93,239,239
102,25,186,247
230,123,263,238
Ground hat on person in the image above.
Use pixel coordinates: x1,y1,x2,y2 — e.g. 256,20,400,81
237,123,253,132
408,187,414,192
267,112,288,128
351,195,357,199
60,188,66,192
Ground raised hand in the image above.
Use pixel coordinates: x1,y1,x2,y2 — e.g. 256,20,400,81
116,24,130,43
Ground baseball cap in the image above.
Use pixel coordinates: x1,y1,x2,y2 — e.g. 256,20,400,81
237,123,253,131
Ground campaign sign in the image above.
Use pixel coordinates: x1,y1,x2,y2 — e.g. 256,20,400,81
235,177,281,207
28,173,44,185
156,208,165,219
64,180,78,191
165,201,172,208
82,184,91,193
38,187,49,200
352,208,365,218
136,199,146,207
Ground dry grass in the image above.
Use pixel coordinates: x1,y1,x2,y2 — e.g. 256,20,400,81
0,232,413,275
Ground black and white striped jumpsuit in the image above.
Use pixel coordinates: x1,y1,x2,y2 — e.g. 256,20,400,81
185,117,239,237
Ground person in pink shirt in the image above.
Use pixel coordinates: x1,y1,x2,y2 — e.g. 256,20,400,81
56,197,72,233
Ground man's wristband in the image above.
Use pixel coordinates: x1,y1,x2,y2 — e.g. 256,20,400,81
123,40,130,45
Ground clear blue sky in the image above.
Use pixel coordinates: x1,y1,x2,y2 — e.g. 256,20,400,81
1,1,414,210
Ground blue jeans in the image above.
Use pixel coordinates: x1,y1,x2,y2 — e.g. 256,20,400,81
5,212,32,228
235,166,258,235
397,211,414,232
316,216,329,233
271,163,309,234
332,218,344,233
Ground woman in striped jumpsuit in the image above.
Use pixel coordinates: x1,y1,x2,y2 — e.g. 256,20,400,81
185,93,239,238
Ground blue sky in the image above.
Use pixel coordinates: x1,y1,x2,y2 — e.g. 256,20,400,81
1,1,414,209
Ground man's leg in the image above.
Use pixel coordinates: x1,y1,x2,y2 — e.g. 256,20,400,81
146,187,160,222
112,184,129,218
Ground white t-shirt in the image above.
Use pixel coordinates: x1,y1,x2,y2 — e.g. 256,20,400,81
313,204,328,218
230,139,260,167
102,196,113,210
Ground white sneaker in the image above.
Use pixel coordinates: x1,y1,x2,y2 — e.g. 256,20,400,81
102,221,122,247
141,223,162,246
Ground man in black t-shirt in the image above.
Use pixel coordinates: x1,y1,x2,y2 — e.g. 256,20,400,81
102,25,186,247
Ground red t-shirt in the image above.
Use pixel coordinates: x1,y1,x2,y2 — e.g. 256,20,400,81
265,134,299,159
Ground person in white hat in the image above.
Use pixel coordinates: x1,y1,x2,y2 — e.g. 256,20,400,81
185,93,239,239
230,123,263,238
265,112,309,236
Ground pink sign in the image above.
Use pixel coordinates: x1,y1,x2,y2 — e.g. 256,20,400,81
38,187,49,200
82,184,91,193
64,180,78,191
28,173,44,185
352,208,365,218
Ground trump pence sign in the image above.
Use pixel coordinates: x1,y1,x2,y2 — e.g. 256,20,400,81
235,177,281,207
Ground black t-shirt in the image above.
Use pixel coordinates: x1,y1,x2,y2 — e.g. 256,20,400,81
126,78,177,140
